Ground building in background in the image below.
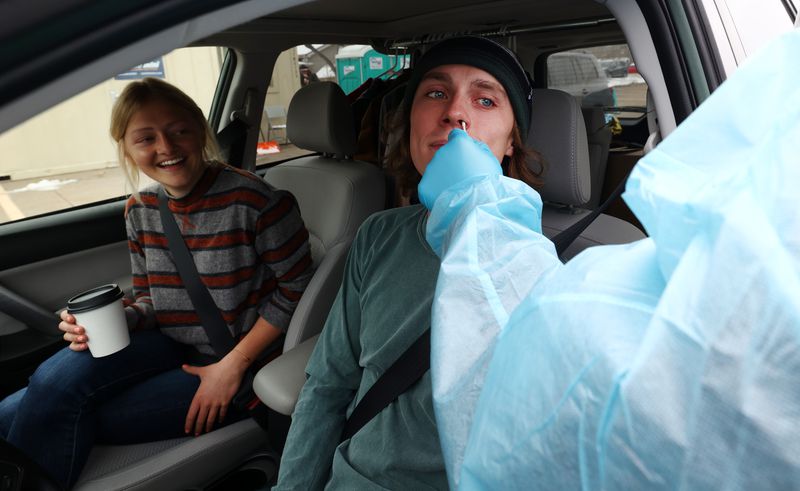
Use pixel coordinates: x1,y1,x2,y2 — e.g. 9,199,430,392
0,47,226,182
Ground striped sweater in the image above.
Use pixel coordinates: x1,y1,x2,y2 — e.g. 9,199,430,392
124,163,313,356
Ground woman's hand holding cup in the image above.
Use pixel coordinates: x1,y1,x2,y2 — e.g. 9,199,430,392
59,310,89,351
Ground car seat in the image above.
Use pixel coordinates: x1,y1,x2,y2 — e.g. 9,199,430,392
261,81,386,350
253,81,387,416
531,88,645,260
581,106,613,209
71,82,385,491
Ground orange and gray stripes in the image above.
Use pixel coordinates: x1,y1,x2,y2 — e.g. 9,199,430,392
123,164,314,355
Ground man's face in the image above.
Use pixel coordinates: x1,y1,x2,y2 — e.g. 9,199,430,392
409,64,515,176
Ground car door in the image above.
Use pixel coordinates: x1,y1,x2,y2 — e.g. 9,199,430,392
0,201,130,397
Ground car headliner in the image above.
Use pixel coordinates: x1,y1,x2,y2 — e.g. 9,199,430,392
0,0,620,134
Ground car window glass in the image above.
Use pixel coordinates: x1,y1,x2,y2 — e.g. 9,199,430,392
576,58,589,82
547,54,578,86
582,58,599,79
0,47,226,225
546,44,648,120
256,44,407,168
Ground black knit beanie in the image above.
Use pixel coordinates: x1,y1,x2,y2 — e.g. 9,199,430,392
402,36,533,139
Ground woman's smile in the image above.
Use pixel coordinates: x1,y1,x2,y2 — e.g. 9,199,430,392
156,157,186,168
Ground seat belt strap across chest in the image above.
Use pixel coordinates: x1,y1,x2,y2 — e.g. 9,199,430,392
551,171,630,259
341,328,431,442
157,188,236,357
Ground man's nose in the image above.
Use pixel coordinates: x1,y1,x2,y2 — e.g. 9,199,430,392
442,97,469,130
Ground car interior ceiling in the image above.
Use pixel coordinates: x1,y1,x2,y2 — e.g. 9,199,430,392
205,0,621,58
200,0,634,154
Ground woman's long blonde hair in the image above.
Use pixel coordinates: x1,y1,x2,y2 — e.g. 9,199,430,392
109,77,221,197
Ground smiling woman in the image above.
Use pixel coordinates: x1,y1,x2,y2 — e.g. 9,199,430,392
111,78,221,198
0,78,314,489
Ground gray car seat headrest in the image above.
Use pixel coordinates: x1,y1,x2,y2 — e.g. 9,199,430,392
528,88,591,206
287,82,357,156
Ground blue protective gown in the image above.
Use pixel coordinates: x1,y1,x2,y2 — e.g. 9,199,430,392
421,30,800,490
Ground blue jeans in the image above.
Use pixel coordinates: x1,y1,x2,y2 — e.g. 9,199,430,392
0,330,247,488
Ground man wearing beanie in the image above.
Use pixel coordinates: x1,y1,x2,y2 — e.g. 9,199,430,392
274,36,543,490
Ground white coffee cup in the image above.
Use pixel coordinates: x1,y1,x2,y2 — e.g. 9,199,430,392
67,284,130,358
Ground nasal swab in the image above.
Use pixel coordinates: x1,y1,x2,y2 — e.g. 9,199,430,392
460,120,467,133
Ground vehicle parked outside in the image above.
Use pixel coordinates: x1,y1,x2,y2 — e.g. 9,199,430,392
601,57,630,77
547,50,614,107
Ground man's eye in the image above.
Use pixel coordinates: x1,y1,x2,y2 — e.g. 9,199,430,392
426,90,445,99
477,98,495,107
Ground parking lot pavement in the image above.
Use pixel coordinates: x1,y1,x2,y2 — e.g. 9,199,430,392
0,167,128,223
0,144,311,224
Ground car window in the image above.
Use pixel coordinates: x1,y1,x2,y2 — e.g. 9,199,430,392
547,44,648,120
582,57,601,80
0,47,226,225
547,54,579,86
256,44,409,168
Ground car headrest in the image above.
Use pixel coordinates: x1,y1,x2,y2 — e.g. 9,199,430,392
287,82,357,157
528,88,591,206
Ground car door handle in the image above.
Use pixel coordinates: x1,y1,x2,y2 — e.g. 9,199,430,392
0,283,60,336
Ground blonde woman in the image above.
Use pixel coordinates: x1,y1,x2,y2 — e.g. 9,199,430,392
0,78,313,488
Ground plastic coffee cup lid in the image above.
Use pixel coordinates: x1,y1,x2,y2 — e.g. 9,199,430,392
67,284,124,313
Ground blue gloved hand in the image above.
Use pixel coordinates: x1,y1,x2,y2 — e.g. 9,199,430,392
418,129,503,209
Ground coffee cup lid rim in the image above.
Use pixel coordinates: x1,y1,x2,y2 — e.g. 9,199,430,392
67,284,124,313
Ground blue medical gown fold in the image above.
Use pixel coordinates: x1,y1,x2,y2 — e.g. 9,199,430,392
426,30,800,490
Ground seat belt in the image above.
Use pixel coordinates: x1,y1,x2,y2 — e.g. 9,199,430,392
157,189,279,426
551,171,630,259
217,87,261,168
157,188,235,357
216,117,250,170
340,328,431,442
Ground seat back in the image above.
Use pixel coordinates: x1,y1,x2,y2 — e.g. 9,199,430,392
532,88,591,207
265,82,385,350
581,106,612,209
529,89,644,260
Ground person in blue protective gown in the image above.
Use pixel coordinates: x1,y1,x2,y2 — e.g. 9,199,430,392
418,29,800,490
